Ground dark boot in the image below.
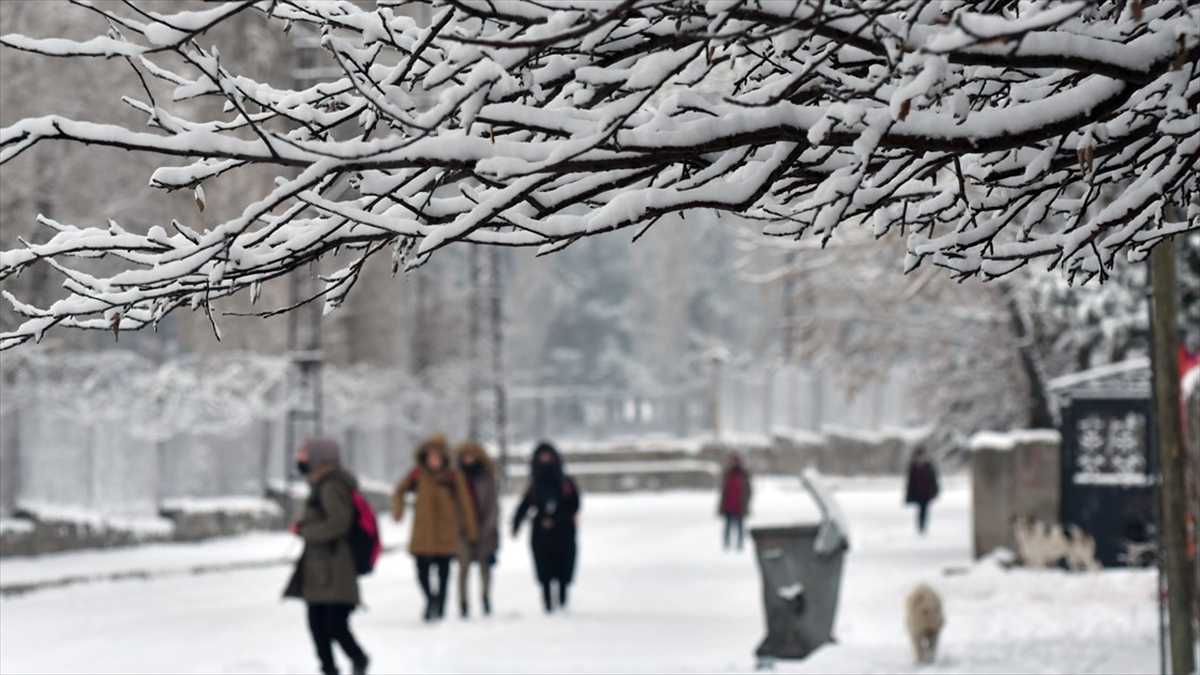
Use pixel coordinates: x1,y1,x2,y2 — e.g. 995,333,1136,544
460,601,469,619
482,595,491,616
352,655,369,675
436,592,447,620
541,582,554,613
559,582,569,608
423,599,435,622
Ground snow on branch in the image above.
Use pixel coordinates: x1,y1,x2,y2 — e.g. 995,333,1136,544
1,0,1197,349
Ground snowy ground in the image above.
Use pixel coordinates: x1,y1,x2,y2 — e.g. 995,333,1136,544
0,475,1160,674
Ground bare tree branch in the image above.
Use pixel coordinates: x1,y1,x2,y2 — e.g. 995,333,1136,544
0,0,1197,348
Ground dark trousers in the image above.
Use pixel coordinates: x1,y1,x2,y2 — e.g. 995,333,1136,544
916,500,930,534
724,515,745,550
307,604,367,675
416,555,452,618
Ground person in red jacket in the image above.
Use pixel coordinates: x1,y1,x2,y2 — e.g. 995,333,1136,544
905,448,940,535
718,453,752,551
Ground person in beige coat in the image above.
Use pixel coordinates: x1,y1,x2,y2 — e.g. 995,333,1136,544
284,437,370,675
393,434,479,621
455,440,500,618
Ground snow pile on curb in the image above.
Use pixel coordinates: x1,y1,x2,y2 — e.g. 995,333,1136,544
0,519,35,535
159,497,281,517
15,501,173,537
969,429,1061,452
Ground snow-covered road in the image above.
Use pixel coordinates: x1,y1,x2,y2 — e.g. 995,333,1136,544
0,475,1159,674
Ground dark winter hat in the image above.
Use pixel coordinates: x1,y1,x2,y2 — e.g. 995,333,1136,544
302,437,341,469
531,441,562,467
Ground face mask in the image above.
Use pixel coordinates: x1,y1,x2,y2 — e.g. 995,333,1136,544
296,460,311,476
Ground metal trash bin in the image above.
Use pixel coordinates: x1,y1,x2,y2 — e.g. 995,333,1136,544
751,468,850,666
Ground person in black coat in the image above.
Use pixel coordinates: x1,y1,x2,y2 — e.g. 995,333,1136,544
512,441,581,613
904,448,940,535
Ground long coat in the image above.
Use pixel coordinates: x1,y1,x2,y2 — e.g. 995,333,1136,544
456,442,500,560
905,459,940,505
393,463,479,557
718,466,752,517
514,448,581,584
284,465,361,606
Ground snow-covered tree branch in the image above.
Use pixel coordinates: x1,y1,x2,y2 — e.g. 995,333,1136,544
1,0,1197,349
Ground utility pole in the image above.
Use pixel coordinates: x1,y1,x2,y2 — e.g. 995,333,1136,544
1149,237,1197,675
490,248,509,494
468,245,483,440
708,348,726,442
281,28,329,523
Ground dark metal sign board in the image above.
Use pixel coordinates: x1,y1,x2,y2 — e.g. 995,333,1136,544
1059,396,1157,568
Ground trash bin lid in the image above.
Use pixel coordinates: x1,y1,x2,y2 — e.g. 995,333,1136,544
750,524,822,538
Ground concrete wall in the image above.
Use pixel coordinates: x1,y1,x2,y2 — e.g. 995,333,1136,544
969,431,1061,559
506,459,721,497
700,429,923,477
1,498,284,558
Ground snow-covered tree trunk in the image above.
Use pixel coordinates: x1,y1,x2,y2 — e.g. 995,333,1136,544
1001,281,1055,429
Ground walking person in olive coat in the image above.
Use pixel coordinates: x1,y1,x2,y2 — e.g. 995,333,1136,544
393,434,479,622
905,447,940,535
455,440,500,618
718,452,752,551
512,441,581,614
284,437,370,675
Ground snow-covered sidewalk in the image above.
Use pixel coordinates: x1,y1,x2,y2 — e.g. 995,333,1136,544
0,475,1160,674
0,531,299,595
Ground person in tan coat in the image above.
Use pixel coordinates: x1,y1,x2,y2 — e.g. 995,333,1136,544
455,440,500,618
393,434,479,622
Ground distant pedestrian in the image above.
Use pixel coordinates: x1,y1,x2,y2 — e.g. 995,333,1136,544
284,437,370,675
718,452,752,551
393,434,479,622
905,448,940,535
512,441,581,613
455,440,500,618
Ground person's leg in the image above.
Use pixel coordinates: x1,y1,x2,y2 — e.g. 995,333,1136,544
723,515,733,550
736,516,745,550
541,580,554,613
307,604,338,675
434,556,451,618
328,605,369,673
559,579,569,608
416,556,434,620
480,559,492,615
918,501,929,534
457,550,471,618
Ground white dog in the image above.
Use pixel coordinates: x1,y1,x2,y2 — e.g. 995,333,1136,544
1013,516,1100,571
1015,516,1068,569
1064,524,1102,572
905,583,944,665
